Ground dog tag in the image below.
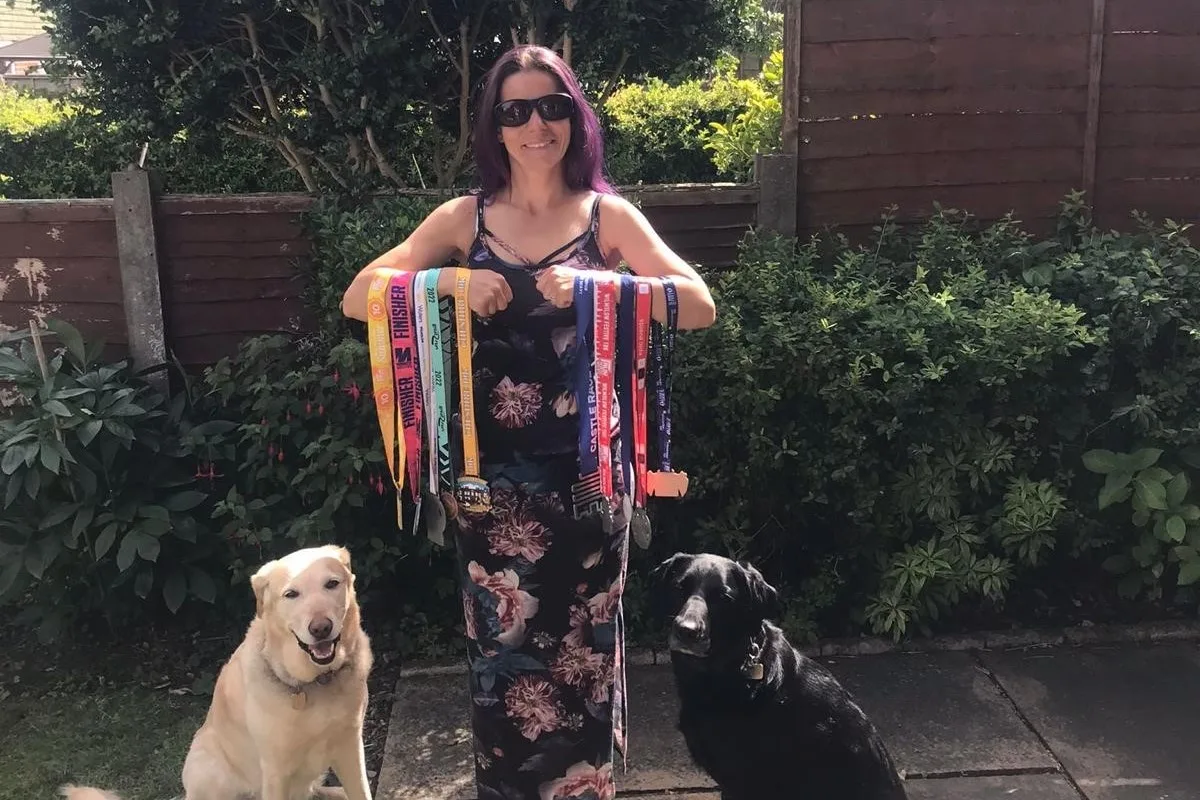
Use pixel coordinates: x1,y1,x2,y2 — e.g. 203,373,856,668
631,507,652,550
292,690,307,711
743,662,765,681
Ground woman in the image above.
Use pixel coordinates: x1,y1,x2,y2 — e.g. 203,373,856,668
342,44,715,799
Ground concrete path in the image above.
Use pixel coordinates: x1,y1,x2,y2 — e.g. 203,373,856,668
375,640,1200,799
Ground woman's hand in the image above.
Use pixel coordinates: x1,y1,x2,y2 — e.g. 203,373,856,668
463,269,514,317
534,265,582,309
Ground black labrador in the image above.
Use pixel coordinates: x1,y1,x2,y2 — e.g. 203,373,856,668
649,552,908,800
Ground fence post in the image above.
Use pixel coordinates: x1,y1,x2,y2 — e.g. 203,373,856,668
111,167,168,394
755,153,799,237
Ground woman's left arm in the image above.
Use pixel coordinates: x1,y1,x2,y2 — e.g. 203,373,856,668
603,196,717,330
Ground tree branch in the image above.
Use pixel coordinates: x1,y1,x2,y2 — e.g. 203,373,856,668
422,0,461,75
365,125,404,185
597,47,629,104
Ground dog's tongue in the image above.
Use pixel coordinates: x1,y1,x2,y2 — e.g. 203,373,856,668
311,640,334,659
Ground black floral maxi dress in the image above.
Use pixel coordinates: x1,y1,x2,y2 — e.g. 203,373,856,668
450,193,630,800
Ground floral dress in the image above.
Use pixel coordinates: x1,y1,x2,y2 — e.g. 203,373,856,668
450,192,630,800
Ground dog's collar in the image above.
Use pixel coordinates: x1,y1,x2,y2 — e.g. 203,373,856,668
261,651,347,710
740,624,768,682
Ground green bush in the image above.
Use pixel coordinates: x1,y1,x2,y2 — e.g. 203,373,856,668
602,57,765,184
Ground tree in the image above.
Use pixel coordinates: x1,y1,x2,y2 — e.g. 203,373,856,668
35,0,751,191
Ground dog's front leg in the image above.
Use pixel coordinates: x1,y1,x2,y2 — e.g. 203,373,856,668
329,733,372,800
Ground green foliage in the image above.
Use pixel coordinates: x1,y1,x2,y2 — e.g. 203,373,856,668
603,63,765,184
703,49,783,181
36,0,751,192
0,321,224,640
0,83,66,135
300,193,442,336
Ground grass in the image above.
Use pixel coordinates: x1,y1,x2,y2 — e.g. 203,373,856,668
0,685,207,800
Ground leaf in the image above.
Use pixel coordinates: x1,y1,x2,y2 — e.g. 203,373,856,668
1128,447,1163,471
1,446,24,476
1098,482,1131,511
116,531,141,571
46,318,87,365
137,504,170,521
40,502,81,530
4,476,20,509
42,400,72,417
1135,477,1168,511
1177,560,1200,587
78,419,103,446
1181,445,1200,470
1102,554,1133,573
39,443,61,475
137,534,161,562
1167,472,1191,508
190,420,240,437
1167,515,1187,542
0,558,22,597
163,570,187,614
24,546,45,580
163,490,206,512
187,566,216,604
134,568,153,599
1082,449,1119,473
70,505,96,544
94,523,118,559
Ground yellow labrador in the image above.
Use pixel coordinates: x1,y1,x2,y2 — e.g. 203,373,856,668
62,544,374,800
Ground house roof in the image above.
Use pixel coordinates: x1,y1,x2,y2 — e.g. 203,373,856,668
0,32,56,60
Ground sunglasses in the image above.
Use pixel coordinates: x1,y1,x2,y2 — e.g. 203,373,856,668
494,93,575,127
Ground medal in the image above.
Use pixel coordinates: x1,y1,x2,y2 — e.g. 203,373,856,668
452,267,491,514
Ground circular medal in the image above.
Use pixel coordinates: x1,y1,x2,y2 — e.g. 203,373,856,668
631,507,652,550
456,475,491,514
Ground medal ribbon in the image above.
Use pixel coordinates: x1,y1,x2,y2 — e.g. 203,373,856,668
366,269,404,528
594,275,617,500
389,270,423,504
633,279,652,505
616,276,636,500
651,277,679,474
453,268,490,511
575,274,597,479
424,269,453,494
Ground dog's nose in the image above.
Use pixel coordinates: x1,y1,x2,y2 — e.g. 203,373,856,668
674,616,706,642
309,617,333,640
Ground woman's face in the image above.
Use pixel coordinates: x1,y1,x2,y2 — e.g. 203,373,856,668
496,68,573,177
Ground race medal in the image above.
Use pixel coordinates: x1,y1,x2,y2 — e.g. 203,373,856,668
366,268,406,529
647,276,688,498
631,507,653,550
452,267,491,514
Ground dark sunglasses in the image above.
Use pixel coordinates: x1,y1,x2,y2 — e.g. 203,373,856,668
494,93,575,127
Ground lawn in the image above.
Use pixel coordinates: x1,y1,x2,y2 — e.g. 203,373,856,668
0,684,207,800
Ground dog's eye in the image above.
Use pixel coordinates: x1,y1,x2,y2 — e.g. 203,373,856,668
283,589,299,599
325,579,340,590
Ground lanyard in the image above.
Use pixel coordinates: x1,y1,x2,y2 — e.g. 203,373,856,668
453,267,490,513
389,270,423,508
647,276,688,497
365,268,405,529
594,274,617,501
632,278,652,506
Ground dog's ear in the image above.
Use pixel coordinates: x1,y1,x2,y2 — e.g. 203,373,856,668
741,561,782,621
327,544,352,569
251,559,278,618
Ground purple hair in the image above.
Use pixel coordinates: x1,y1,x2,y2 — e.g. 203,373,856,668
473,45,617,198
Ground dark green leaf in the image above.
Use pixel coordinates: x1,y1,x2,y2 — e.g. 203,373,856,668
1082,449,1119,474
39,442,61,475
187,566,216,604
1135,477,1168,511
1178,560,1200,587
40,502,81,530
1130,448,1164,471
1,446,24,476
78,419,103,446
23,467,40,500
137,534,161,562
116,531,140,571
163,570,187,613
71,505,96,543
0,558,21,597
42,400,72,417
5,475,22,508
134,568,153,599
163,490,207,512
137,504,170,521
190,420,240,437
1167,515,1187,542
24,546,45,580
46,318,87,365
1167,472,1191,508
94,523,118,559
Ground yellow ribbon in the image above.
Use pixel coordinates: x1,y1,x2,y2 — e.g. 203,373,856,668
366,268,406,528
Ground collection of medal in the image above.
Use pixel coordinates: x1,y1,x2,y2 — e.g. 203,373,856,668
365,265,687,547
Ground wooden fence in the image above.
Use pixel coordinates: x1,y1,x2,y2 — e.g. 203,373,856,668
0,180,760,370
781,0,1200,239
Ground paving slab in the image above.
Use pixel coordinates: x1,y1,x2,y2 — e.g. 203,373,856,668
905,774,1078,799
981,642,1200,800
823,651,1057,775
376,665,714,800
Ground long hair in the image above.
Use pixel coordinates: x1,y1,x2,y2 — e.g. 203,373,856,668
473,45,616,197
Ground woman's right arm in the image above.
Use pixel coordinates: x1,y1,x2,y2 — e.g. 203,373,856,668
341,197,486,321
